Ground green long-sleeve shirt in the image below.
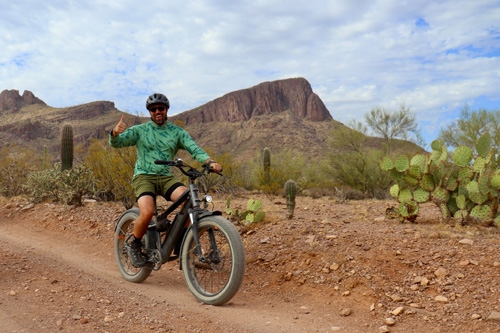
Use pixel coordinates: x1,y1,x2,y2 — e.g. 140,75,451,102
109,120,210,178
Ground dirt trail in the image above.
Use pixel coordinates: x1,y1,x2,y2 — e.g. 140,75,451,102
0,217,331,332
1,196,500,332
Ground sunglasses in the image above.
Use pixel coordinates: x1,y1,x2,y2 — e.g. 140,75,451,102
149,106,167,113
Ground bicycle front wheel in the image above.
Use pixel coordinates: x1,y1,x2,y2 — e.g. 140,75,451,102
114,208,152,283
181,215,245,305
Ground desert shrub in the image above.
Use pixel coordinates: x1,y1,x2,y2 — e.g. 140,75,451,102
250,148,306,200
189,150,245,195
324,124,392,197
84,139,136,208
0,144,45,196
24,163,94,205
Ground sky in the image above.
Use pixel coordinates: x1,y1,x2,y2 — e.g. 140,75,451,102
1,0,499,147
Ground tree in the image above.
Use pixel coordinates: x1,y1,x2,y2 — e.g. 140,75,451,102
323,121,392,198
364,105,425,148
438,105,500,152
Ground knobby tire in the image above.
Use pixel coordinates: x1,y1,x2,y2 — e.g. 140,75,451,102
114,208,153,283
180,215,245,305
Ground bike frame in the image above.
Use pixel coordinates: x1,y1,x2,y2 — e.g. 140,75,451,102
152,170,222,265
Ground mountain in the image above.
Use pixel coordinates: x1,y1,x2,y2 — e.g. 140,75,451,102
0,79,421,163
170,78,346,161
0,89,141,155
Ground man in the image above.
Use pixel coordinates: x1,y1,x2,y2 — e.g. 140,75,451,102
109,93,222,267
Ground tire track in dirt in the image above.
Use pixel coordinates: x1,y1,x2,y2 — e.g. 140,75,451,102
0,218,336,333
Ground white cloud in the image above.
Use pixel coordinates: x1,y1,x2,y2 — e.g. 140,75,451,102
0,0,499,144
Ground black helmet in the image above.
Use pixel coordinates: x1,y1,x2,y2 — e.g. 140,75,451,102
146,93,170,110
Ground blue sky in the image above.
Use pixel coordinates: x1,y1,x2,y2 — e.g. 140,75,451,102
1,1,499,147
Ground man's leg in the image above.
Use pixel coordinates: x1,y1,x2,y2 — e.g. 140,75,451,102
128,195,155,267
168,186,189,255
133,195,155,238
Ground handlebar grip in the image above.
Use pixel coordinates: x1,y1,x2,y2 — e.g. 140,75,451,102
154,160,171,165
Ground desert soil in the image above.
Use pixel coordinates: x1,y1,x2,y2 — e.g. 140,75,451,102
1,193,500,333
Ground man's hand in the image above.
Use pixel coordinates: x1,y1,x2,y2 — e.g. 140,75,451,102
206,159,222,173
112,115,127,137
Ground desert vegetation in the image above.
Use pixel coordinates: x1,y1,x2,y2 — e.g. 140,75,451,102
1,106,500,227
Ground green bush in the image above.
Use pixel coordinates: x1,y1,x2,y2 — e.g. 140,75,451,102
84,139,136,208
0,145,44,197
250,148,306,200
324,125,393,197
24,163,94,205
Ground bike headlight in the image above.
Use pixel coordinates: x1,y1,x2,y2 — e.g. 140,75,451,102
204,195,213,203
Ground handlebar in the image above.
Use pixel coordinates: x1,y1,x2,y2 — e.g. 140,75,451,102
154,158,222,178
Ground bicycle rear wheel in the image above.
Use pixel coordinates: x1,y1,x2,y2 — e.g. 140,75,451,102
114,208,152,283
181,215,245,305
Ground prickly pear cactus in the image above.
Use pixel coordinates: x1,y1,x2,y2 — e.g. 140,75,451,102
380,132,500,226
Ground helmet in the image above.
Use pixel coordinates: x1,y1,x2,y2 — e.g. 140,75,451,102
146,93,170,110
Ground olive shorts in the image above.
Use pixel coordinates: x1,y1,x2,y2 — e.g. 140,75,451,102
131,174,184,201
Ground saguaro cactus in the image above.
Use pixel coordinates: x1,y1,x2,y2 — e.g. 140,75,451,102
263,147,271,184
61,124,74,171
284,179,297,219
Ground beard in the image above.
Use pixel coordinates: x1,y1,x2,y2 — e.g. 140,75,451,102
151,115,167,126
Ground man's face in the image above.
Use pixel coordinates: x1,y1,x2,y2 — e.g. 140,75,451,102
148,103,168,126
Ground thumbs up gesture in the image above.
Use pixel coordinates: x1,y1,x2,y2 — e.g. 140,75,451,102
112,115,127,136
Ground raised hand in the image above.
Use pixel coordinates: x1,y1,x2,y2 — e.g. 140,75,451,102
112,115,127,136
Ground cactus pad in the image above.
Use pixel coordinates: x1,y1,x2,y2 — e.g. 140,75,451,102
494,214,500,227
491,171,500,188
451,146,473,167
476,133,492,158
395,155,410,172
410,154,427,173
432,187,450,203
389,184,400,198
420,174,435,191
390,169,404,182
458,167,473,181
398,201,418,219
478,174,490,195
431,139,444,151
470,204,492,221
398,188,413,203
413,187,430,203
456,194,466,210
380,156,395,171
446,176,458,191
408,165,422,179
466,180,479,193
473,157,487,173
404,174,419,186
440,203,450,218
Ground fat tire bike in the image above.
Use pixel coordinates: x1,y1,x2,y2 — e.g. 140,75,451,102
113,159,245,305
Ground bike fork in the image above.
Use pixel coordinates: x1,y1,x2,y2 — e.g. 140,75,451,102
188,210,221,264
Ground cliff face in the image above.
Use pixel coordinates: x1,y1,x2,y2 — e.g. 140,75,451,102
175,77,333,125
0,89,46,111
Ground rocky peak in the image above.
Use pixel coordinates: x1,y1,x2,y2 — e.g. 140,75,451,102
174,77,333,125
0,89,46,111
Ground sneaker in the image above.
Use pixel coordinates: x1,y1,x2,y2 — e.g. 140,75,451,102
127,238,146,267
